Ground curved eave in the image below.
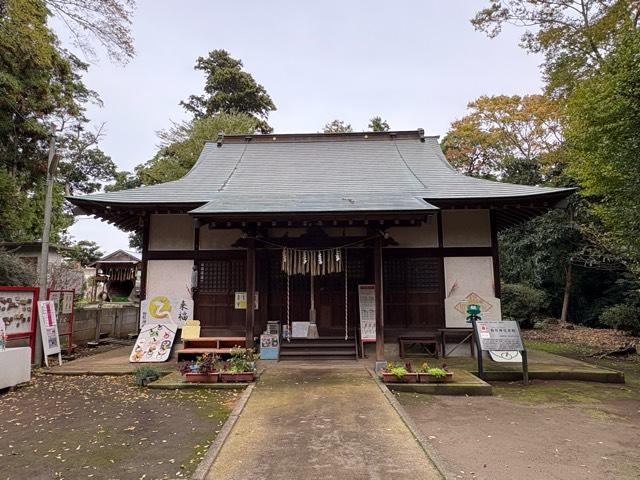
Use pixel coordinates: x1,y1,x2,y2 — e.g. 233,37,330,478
427,188,576,231
66,196,205,232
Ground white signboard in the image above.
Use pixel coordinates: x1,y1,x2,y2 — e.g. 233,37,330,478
140,295,193,328
489,351,523,363
358,285,376,342
38,300,62,366
130,323,176,363
291,321,310,338
475,321,524,351
234,292,259,310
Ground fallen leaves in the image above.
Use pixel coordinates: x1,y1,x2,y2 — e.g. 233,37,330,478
0,374,238,479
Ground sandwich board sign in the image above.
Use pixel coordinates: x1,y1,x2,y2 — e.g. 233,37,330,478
358,285,376,342
37,300,62,367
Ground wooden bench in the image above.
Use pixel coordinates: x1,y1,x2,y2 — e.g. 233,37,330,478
398,335,439,358
176,337,248,361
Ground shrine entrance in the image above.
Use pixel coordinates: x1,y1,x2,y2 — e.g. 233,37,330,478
266,248,373,338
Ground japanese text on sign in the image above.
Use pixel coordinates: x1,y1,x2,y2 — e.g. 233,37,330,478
475,321,524,351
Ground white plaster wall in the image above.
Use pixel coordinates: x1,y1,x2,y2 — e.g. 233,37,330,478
442,210,491,248
146,260,194,300
200,228,242,250
443,256,501,327
148,214,194,251
386,222,438,248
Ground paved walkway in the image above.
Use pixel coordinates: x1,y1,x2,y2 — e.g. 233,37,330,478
44,345,176,375
206,362,442,480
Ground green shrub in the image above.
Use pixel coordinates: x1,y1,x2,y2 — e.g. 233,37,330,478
501,283,547,329
599,304,639,336
133,366,160,386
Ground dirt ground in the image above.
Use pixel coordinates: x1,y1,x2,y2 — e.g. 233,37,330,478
0,374,239,480
398,345,640,480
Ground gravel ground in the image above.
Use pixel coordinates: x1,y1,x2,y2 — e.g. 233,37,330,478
398,345,640,480
0,374,239,480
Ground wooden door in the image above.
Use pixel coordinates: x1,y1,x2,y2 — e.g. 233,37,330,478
383,253,444,338
196,257,246,335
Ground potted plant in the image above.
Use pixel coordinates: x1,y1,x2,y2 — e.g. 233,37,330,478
219,347,258,382
417,362,454,383
380,362,418,383
178,353,220,383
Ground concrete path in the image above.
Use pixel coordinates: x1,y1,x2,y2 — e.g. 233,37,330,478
206,362,442,480
44,345,176,375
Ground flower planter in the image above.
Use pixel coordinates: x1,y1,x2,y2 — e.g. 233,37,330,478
220,372,255,383
184,372,219,383
381,372,419,383
418,372,454,383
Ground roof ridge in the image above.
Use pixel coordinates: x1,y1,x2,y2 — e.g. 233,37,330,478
204,130,437,145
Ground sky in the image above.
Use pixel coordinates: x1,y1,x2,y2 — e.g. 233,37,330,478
65,0,543,254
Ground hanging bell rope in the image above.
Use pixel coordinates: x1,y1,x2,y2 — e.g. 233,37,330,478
344,249,348,341
281,248,344,276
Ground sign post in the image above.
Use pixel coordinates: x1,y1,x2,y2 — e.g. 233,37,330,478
47,289,75,355
358,285,376,359
474,319,528,386
37,300,62,367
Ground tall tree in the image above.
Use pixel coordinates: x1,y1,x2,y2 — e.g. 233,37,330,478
441,95,566,184
323,119,353,133
472,0,640,96
566,28,640,272
133,113,258,186
63,239,103,266
0,0,118,242
180,50,276,133
368,116,390,132
45,0,136,64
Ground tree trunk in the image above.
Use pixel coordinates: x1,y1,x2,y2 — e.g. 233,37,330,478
560,263,572,323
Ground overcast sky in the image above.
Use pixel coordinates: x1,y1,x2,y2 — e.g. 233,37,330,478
65,0,543,255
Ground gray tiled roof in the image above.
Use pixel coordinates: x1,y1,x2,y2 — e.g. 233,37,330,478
69,132,573,214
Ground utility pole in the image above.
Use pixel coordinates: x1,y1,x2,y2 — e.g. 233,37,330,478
35,125,58,366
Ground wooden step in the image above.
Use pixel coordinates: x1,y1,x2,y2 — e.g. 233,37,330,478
280,342,355,349
279,355,357,361
279,349,356,356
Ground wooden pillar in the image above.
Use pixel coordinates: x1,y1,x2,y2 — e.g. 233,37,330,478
489,209,501,298
193,219,201,313
245,237,256,348
139,215,150,301
436,211,446,326
374,236,385,361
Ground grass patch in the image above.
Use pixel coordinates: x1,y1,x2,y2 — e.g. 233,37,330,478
493,379,637,404
524,339,595,356
491,340,640,404
582,407,628,422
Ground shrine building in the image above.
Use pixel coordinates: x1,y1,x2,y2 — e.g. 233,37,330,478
68,130,573,361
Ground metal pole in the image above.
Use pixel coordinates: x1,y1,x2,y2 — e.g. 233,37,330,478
471,316,484,379
35,125,57,366
522,349,529,386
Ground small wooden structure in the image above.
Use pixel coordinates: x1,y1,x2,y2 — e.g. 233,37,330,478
89,250,140,301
